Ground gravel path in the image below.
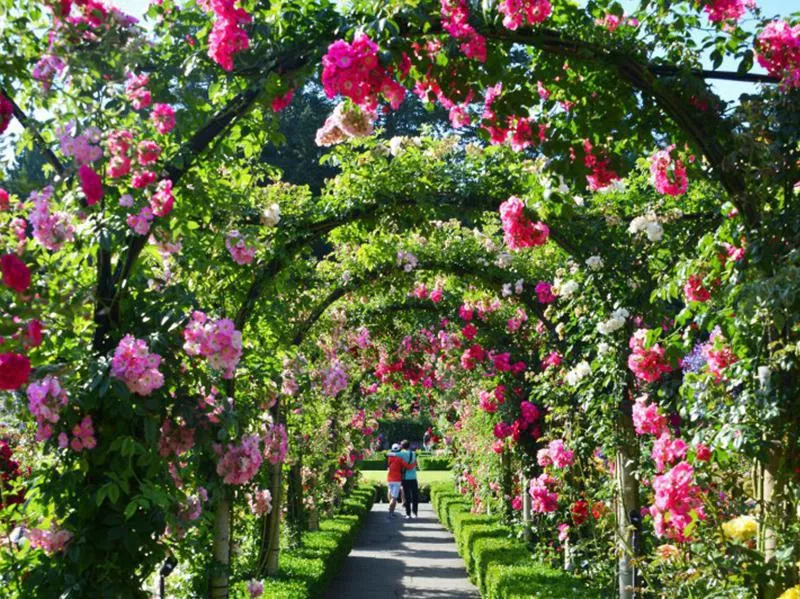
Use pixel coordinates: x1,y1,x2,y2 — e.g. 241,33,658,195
324,502,480,599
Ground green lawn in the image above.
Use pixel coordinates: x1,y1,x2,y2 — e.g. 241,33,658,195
360,470,453,484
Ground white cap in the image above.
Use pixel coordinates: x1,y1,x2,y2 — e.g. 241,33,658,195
391,443,401,452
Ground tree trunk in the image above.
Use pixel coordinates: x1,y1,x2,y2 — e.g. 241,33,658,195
209,491,232,599
501,447,513,523
615,408,641,599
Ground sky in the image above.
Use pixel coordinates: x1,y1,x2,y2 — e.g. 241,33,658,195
1,0,794,169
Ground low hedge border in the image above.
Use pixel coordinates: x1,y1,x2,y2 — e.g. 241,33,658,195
429,482,604,599
418,456,452,470
256,483,375,598
359,451,442,471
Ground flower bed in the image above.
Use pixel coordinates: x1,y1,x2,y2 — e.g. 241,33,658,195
429,482,604,599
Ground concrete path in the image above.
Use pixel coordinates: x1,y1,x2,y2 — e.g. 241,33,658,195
324,503,479,599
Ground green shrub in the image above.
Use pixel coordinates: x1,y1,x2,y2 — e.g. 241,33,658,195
259,483,375,598
429,484,607,599
418,456,452,470
358,458,386,470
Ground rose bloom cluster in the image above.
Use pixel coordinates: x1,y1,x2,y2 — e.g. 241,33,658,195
315,102,376,147
110,335,165,396
684,274,711,302
627,328,673,383
703,0,754,23
498,0,552,30
216,434,262,485
499,196,550,250
632,396,669,436
225,230,257,265
27,524,73,555
2,253,31,293
650,145,688,196
58,415,96,452
264,423,288,464
321,361,349,397
247,489,273,516
321,33,405,110
182,311,243,379
0,440,25,508
537,439,575,468
755,20,800,90
441,0,487,62
650,461,706,542
583,140,620,191
204,0,252,72
158,418,196,458
529,473,559,513
27,376,68,442
0,93,13,134
482,85,548,150
28,186,75,251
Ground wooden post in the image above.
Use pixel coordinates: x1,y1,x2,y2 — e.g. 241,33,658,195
209,491,232,599
522,472,533,543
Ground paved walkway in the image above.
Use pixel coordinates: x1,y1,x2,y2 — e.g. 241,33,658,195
324,502,479,599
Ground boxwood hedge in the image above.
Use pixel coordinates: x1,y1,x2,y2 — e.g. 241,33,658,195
429,482,604,599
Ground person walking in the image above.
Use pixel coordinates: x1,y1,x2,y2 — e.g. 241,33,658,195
386,442,412,519
397,439,419,519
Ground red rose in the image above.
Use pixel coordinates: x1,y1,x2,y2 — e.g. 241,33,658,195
0,353,31,390
0,188,8,211
79,164,104,206
24,320,44,348
1,254,31,293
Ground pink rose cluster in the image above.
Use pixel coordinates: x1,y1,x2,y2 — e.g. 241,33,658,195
27,376,68,442
315,102,377,147
535,281,556,304
225,230,257,265
152,103,176,135
158,418,196,457
684,274,711,303
57,122,103,165
321,33,405,110
482,85,548,150
182,311,243,379
650,461,705,542
755,20,800,90
27,524,73,555
247,489,273,516
627,329,673,383
583,140,620,191
595,13,639,31
499,196,550,250
537,439,574,468
441,0,487,62
321,361,349,397
529,473,558,513
542,351,562,370
651,433,688,473
58,415,96,452
703,0,754,24
0,93,13,135
263,423,288,465
650,145,688,196
703,329,738,382
205,0,252,72
110,334,165,396
498,0,552,31
216,434,262,485
28,186,75,251
125,73,151,110
632,396,669,436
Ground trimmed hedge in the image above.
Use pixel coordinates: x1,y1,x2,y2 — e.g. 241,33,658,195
418,456,452,470
359,458,387,470
259,484,375,598
429,483,604,599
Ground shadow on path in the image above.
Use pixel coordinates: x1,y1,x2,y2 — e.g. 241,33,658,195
323,503,479,599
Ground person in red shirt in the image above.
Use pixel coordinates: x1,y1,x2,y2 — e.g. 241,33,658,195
386,443,414,519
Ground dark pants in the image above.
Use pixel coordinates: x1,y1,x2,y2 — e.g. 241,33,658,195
402,479,419,516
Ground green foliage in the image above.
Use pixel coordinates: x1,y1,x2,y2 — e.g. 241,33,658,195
431,483,606,598
417,456,452,470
